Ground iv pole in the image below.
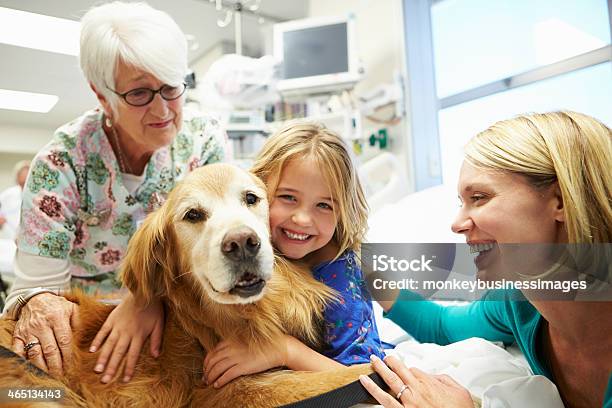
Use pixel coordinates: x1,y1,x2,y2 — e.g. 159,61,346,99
209,0,282,56
234,2,243,55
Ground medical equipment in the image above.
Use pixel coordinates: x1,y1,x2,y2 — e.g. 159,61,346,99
274,14,363,96
225,110,269,162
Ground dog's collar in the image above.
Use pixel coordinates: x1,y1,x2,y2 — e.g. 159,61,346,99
278,372,388,408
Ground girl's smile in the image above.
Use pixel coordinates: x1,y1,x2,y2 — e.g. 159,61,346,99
269,156,337,265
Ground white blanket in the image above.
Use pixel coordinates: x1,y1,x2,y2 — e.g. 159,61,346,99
354,337,564,408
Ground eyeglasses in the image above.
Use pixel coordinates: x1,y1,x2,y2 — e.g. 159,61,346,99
107,82,187,107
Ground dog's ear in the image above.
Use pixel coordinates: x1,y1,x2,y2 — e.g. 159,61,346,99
120,206,175,304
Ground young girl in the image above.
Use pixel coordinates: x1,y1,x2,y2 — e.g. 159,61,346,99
202,121,385,387
92,121,385,385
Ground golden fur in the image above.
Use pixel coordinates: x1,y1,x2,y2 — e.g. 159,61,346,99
0,163,372,407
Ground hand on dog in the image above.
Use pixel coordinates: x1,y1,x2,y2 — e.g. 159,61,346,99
203,338,288,388
89,292,164,383
12,293,79,376
360,355,474,408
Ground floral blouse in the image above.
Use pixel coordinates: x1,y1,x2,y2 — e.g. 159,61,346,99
18,108,224,294
312,251,386,364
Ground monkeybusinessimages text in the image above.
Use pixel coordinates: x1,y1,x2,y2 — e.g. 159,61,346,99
370,255,588,293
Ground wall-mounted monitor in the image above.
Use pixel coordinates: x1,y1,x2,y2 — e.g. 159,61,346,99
274,15,361,95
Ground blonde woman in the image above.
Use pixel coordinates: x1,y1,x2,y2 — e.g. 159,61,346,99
362,111,612,408
202,121,386,387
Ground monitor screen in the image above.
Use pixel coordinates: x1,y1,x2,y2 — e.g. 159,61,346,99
282,22,349,80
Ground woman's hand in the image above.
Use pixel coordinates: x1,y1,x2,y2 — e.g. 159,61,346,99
359,355,474,408
203,338,288,388
12,293,79,376
89,292,164,383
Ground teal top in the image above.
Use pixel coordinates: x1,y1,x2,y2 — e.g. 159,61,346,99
385,290,611,407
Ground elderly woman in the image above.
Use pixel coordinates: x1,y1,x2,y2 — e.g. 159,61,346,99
361,111,611,407
3,1,223,383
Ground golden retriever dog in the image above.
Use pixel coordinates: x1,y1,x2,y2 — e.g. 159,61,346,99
0,163,372,407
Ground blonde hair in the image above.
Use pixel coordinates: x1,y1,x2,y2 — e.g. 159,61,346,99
251,121,369,258
465,111,612,243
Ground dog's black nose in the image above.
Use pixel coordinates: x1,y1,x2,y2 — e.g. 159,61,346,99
221,226,261,261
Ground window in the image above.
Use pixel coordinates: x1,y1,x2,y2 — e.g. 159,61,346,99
402,0,611,189
438,62,612,184
431,0,610,98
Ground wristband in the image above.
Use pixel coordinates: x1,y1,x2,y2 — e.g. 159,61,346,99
5,287,59,320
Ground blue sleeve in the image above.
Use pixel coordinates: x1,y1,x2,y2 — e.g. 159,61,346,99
315,254,386,365
384,290,516,346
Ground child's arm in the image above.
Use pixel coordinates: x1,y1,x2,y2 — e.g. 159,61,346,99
89,292,164,383
203,335,342,388
284,335,343,371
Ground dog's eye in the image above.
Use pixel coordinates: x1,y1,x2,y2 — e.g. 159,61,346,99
184,208,206,223
245,192,259,206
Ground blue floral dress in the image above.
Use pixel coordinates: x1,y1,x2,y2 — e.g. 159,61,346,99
312,251,386,364
18,108,224,296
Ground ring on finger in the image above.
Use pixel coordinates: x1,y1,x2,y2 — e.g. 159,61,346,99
24,340,41,353
396,384,410,400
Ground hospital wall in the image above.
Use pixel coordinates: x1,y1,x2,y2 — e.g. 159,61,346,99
0,125,50,190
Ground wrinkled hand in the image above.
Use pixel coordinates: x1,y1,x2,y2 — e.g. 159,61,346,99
12,293,79,376
203,338,288,388
360,355,474,408
89,293,164,383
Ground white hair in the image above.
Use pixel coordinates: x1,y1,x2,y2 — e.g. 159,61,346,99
79,1,188,115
